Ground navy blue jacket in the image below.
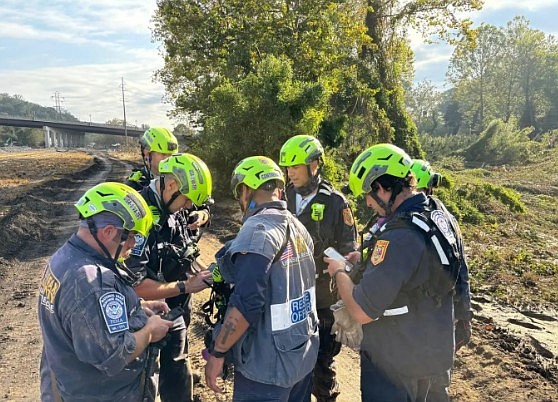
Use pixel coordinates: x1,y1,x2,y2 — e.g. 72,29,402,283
354,193,455,377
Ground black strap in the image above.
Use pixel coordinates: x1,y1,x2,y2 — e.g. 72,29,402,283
272,220,291,264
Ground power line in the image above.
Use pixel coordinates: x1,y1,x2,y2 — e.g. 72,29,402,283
51,91,65,118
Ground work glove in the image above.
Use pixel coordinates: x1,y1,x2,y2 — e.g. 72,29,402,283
330,300,363,350
455,320,472,352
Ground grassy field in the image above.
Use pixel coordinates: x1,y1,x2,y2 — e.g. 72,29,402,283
437,147,558,306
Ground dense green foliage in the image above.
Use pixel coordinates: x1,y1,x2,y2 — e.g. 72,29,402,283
462,119,541,165
408,17,558,138
188,55,329,193
153,0,481,172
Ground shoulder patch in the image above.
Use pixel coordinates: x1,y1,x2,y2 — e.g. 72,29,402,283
430,210,456,245
99,292,129,334
39,265,60,313
371,240,389,266
343,208,354,226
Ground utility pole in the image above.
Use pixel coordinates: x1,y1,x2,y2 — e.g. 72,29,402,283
121,77,128,143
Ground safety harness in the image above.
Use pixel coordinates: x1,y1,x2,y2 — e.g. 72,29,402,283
366,196,462,308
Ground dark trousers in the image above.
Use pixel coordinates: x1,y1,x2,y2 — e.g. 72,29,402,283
360,352,449,402
233,370,313,402
159,326,193,402
422,370,450,402
312,308,342,402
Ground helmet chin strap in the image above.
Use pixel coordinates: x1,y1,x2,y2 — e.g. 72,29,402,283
240,188,257,219
86,219,128,264
370,182,403,217
293,165,320,196
142,147,154,179
159,176,182,216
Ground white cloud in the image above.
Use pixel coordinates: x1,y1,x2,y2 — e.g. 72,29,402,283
0,0,174,128
483,0,558,11
0,63,173,127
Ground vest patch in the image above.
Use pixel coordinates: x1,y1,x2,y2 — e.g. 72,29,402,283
371,240,389,265
290,290,312,324
343,208,354,226
99,292,129,334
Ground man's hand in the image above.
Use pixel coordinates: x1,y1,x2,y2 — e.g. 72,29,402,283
145,315,174,343
187,210,209,230
330,300,363,349
345,251,361,265
141,300,169,316
455,320,472,352
204,356,225,393
324,256,347,277
185,270,212,293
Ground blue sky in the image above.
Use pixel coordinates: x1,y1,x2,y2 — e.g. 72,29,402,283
1,0,557,129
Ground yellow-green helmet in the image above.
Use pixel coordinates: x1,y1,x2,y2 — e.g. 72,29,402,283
231,156,285,199
410,159,438,189
348,144,412,196
279,135,324,166
140,127,178,154
158,153,212,207
75,182,153,237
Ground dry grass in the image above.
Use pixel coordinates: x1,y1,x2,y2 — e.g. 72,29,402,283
0,149,93,184
0,149,93,208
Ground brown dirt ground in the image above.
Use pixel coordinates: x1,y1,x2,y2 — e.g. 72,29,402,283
0,148,556,401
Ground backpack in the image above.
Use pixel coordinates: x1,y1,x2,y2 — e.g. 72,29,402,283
376,196,462,302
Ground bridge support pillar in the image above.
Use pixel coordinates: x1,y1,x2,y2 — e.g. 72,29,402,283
43,126,85,148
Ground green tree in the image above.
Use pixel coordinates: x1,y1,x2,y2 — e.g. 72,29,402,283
447,17,558,135
406,80,443,135
153,0,364,121
153,0,481,161
448,23,505,132
359,0,481,156
505,17,555,131
194,55,329,193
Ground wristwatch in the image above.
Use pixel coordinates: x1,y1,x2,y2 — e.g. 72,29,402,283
209,342,227,358
177,281,186,295
209,349,227,358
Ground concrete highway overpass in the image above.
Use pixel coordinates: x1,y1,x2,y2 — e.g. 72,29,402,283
0,117,144,148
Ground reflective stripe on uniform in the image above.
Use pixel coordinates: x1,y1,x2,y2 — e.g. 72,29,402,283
383,305,408,316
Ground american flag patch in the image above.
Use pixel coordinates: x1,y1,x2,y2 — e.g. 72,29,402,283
280,241,294,261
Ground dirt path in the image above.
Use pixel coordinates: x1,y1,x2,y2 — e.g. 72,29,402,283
0,149,556,401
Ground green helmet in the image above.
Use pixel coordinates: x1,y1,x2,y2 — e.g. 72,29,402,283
348,144,412,196
158,153,212,207
231,156,285,199
140,127,178,154
75,182,153,237
410,159,439,189
279,135,324,166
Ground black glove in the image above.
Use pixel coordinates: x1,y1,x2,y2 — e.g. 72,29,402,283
455,320,472,352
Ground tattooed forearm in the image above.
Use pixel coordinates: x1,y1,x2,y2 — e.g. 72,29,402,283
214,307,250,351
219,318,238,345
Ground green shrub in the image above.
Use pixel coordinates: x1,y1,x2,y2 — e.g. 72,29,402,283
463,119,537,166
481,183,525,213
418,133,477,162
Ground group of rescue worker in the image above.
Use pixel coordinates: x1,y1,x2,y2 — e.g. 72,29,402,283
37,127,472,402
